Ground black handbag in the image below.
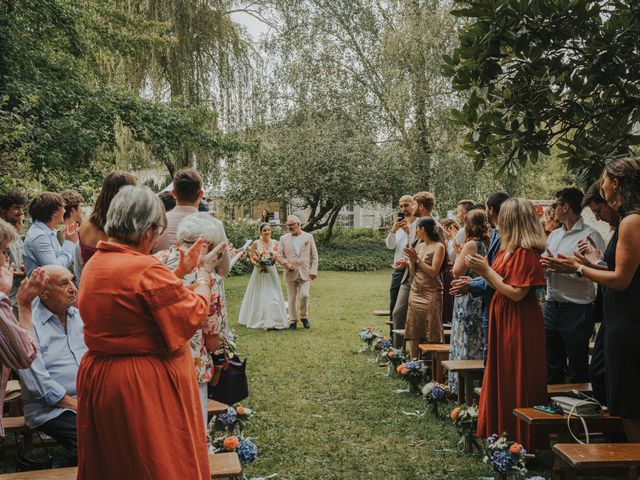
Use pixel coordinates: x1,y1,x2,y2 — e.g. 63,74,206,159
207,355,249,406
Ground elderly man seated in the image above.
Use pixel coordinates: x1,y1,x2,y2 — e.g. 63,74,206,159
18,265,86,466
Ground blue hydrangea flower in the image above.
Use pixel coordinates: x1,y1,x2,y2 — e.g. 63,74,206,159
380,339,392,349
218,407,238,426
405,361,418,369
431,385,444,400
491,450,514,475
237,438,258,463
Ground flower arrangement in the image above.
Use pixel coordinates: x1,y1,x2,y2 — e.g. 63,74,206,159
214,435,258,464
251,249,277,270
421,381,450,415
209,405,253,437
384,348,405,370
483,433,528,479
451,404,481,453
373,336,392,353
396,360,429,393
358,327,382,352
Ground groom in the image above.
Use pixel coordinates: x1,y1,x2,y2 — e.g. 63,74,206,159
279,215,318,330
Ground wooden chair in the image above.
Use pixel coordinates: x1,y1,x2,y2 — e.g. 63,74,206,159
552,443,640,480
418,344,451,384
441,359,484,404
207,399,229,417
0,453,242,479
372,310,390,317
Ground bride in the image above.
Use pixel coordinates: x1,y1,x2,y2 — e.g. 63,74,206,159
238,223,288,330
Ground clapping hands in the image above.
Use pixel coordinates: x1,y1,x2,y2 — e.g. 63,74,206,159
0,263,14,295
540,253,581,274
16,268,48,308
63,223,79,243
464,253,490,275
200,242,229,274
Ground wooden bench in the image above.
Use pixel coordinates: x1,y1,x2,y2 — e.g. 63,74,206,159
441,359,484,405
552,443,640,480
418,344,450,383
372,309,390,317
0,453,242,479
207,399,229,416
474,383,593,398
443,329,451,342
513,407,624,453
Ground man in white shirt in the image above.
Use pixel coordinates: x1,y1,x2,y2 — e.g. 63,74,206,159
385,195,415,324
544,187,605,384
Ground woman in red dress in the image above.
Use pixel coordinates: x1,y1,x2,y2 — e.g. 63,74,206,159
77,185,226,480
465,198,547,450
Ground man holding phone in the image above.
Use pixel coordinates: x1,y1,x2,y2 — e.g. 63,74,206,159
542,188,605,384
385,195,415,339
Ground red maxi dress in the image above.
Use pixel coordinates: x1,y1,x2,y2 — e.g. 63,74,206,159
476,247,547,450
76,242,210,479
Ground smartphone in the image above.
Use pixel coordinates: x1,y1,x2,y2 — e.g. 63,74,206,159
397,212,405,220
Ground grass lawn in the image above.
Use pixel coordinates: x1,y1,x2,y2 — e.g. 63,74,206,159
225,270,554,480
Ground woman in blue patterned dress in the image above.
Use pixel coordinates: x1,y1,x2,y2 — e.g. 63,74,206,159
449,209,490,393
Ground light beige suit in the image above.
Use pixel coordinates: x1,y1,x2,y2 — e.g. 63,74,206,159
279,231,318,323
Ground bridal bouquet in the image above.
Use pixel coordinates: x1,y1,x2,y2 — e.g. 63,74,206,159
483,433,528,479
422,381,450,415
252,249,277,270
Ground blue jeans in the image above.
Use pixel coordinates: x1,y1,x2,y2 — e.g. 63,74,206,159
544,301,594,384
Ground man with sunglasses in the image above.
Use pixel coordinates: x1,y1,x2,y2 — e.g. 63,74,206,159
543,188,605,385
279,216,318,329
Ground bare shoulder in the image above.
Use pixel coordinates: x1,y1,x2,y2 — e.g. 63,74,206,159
433,242,445,253
460,240,477,254
619,213,640,239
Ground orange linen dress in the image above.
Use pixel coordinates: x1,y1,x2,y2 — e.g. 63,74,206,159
476,247,547,451
76,241,210,480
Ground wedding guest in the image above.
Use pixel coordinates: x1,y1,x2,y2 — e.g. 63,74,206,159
23,193,78,277
580,181,619,404
280,215,318,329
403,217,445,359
440,218,458,328
260,209,270,223
60,190,84,226
449,199,475,264
77,171,136,272
467,198,547,450
448,209,490,392
544,188,604,384
542,205,560,237
385,195,415,329
0,219,47,436
77,186,226,479
158,191,176,213
18,265,85,466
0,192,27,307
543,158,640,441
392,192,439,348
156,213,230,425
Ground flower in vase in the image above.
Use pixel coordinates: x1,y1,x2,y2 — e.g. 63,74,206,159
223,436,240,451
491,449,515,475
237,438,258,463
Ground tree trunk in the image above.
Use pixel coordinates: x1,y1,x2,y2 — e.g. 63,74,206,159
321,205,344,245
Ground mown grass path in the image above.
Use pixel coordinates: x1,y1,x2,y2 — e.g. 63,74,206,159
225,270,504,480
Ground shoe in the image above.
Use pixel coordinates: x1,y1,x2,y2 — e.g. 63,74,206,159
289,322,297,330
301,318,310,329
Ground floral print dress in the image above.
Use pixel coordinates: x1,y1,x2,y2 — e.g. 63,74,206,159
448,240,486,393
156,246,228,383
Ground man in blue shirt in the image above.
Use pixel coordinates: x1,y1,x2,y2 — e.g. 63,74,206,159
18,265,86,466
22,192,78,277
450,192,509,363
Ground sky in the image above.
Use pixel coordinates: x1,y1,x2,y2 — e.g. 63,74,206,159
230,10,271,41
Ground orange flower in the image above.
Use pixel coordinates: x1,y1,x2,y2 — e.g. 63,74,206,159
451,406,461,421
396,363,405,374
236,406,246,415
388,351,396,359
223,436,240,451
400,367,408,375
509,443,523,455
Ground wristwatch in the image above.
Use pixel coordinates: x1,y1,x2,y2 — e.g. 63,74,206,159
576,265,585,278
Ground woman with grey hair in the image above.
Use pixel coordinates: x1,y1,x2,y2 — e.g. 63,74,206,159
77,185,227,480
155,212,230,426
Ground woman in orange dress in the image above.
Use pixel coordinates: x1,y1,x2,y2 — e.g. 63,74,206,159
465,198,547,450
77,185,226,480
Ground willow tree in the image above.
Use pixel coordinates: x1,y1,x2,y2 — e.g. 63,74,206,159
107,0,256,174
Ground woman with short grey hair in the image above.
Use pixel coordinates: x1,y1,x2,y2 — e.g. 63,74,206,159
77,185,227,479
155,212,230,428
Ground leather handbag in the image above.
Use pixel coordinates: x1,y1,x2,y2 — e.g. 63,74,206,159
208,355,248,406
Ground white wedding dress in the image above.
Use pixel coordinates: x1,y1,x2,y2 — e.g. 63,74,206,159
238,239,288,330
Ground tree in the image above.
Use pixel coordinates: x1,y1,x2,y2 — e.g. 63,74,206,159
226,109,396,241
0,0,242,192
444,0,640,182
